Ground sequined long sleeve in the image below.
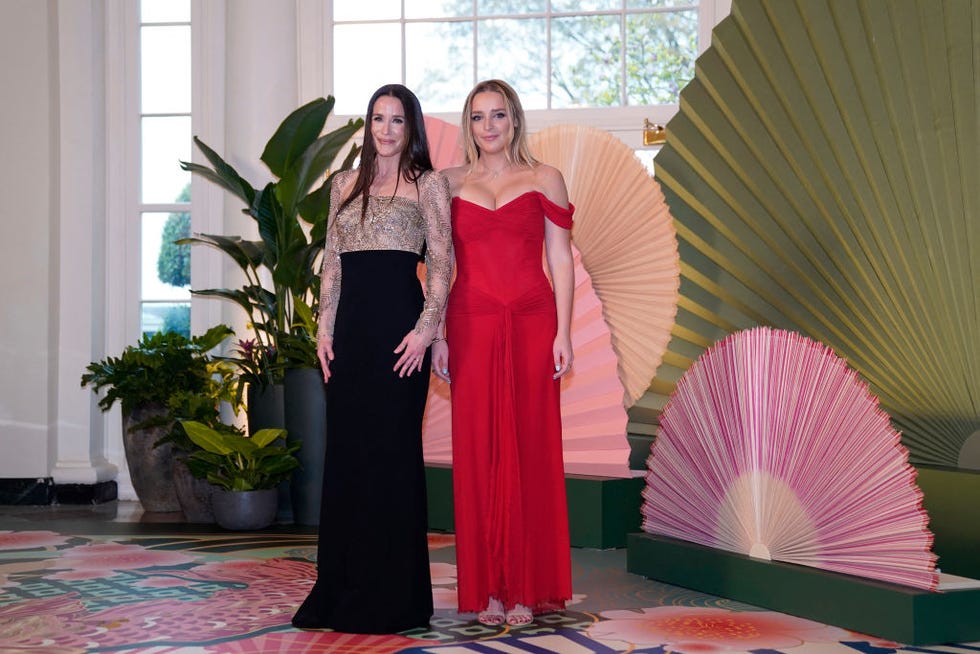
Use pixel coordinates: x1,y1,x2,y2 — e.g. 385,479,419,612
316,172,349,345
414,171,453,337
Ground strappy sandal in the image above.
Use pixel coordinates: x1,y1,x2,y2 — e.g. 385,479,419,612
477,597,505,626
505,603,533,626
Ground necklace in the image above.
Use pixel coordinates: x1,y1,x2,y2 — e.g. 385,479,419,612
481,163,510,180
371,172,401,219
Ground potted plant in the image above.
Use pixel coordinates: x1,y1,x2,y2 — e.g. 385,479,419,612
178,96,362,411
80,325,238,513
179,96,360,524
180,420,300,530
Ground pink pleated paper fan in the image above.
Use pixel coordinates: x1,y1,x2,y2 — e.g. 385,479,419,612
528,125,680,407
642,326,938,590
424,115,465,170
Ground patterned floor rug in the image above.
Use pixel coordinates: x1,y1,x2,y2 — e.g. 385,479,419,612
0,526,977,653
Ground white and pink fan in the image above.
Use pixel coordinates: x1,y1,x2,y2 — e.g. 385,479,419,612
642,327,939,590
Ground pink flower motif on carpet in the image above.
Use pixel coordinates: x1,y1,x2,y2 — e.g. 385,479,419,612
0,557,317,649
187,557,314,586
430,561,456,585
589,607,850,651
132,576,195,588
0,530,71,550
206,630,438,653
432,586,458,609
427,533,455,549
43,542,197,580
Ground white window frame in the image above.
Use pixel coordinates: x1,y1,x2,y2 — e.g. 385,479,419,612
314,0,732,149
103,0,226,499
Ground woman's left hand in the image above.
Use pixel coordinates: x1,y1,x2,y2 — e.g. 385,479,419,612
553,334,574,379
394,330,430,378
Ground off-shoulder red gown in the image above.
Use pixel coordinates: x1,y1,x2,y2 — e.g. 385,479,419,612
447,190,574,614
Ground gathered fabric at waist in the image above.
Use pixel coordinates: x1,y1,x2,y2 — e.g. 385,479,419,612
447,281,554,319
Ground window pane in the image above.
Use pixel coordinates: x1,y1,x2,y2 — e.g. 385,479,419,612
333,24,402,114
406,0,473,19
477,0,546,15
141,25,191,114
141,0,189,23
552,0,618,10
141,302,191,338
142,211,191,301
628,0,700,8
141,116,191,203
551,15,623,108
626,9,697,105
406,21,473,113
476,18,547,110
334,0,400,21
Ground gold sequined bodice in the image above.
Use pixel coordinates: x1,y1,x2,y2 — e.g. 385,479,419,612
317,169,453,342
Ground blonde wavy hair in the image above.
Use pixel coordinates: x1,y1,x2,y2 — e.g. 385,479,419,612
459,79,538,169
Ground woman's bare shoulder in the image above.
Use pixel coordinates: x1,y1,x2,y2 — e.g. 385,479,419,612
532,163,569,207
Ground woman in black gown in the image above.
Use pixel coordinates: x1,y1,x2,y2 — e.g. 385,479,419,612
292,84,452,634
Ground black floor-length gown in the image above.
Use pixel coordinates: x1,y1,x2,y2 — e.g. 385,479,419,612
292,170,452,634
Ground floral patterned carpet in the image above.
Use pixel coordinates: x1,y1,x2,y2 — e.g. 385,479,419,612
0,518,977,653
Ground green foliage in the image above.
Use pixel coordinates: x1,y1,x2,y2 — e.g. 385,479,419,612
411,5,697,109
161,304,191,338
81,325,237,417
157,184,192,288
178,97,362,385
181,420,299,491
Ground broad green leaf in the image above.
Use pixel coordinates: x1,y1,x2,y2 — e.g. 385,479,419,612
260,97,334,178
251,428,288,448
182,421,235,455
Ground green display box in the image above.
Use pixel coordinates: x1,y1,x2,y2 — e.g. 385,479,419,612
425,464,644,549
627,532,980,646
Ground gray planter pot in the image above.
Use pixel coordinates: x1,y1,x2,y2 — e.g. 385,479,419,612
172,455,215,523
122,403,180,513
284,367,327,526
247,383,291,523
211,488,278,530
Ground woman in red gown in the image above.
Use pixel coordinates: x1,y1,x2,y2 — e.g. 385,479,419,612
433,79,575,627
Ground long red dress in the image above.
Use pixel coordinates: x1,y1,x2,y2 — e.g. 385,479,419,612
447,190,574,614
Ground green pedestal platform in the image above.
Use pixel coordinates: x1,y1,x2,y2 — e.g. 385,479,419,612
425,464,644,549
627,532,980,646
916,465,980,579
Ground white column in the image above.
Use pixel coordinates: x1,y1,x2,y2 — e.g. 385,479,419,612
51,0,117,485
210,1,300,335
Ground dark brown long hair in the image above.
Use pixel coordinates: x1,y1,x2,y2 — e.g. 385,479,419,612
339,84,434,218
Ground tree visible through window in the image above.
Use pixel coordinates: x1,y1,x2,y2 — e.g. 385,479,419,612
332,1,700,114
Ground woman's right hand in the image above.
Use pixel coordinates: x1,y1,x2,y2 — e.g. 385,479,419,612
431,339,450,383
317,338,335,384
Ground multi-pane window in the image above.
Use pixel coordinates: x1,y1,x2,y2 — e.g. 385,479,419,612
139,0,192,337
331,1,700,115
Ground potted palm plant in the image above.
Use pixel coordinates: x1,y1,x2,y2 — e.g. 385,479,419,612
177,95,361,400
179,96,361,525
80,326,238,513
180,420,299,530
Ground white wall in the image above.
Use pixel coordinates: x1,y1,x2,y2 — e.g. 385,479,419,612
0,0,57,477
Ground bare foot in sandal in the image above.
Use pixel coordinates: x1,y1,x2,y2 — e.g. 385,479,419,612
506,603,533,626
478,597,505,626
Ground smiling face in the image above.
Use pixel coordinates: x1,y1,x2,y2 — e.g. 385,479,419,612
468,91,513,157
370,95,408,159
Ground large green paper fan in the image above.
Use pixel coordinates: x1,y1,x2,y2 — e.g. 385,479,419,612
654,0,978,467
